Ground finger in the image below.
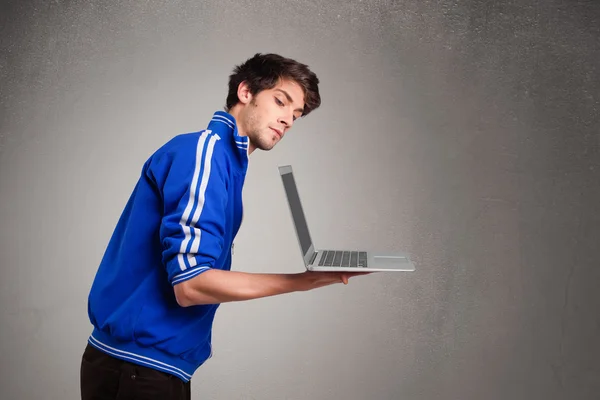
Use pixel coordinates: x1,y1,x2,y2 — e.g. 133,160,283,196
341,274,349,285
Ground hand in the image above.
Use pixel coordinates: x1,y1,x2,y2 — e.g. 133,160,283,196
293,270,372,291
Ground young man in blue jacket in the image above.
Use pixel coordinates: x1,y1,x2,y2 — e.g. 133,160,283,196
80,53,367,399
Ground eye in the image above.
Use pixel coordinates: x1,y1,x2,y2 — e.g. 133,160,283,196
275,97,284,106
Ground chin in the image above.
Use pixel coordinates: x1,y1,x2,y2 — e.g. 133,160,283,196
253,135,278,151
257,143,276,151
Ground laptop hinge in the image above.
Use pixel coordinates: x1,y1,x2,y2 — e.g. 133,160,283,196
309,251,318,266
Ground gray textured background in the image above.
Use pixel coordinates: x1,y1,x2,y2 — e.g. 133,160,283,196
1,0,599,399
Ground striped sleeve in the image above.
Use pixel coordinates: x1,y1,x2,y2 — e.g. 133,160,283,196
150,131,229,286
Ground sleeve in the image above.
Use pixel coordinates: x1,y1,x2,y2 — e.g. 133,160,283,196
148,132,229,286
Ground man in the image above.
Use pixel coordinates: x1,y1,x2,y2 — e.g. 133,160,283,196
80,53,368,400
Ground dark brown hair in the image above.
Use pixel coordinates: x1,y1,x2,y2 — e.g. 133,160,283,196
225,53,321,117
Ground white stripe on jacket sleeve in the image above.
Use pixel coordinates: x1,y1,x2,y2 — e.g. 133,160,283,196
176,131,221,271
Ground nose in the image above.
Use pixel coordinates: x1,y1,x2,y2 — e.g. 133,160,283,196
279,111,294,129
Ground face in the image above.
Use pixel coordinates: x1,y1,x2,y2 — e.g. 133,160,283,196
235,79,305,153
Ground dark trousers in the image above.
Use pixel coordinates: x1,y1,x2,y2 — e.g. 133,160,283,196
80,343,191,400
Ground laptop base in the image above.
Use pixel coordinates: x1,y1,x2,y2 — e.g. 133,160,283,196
307,250,416,272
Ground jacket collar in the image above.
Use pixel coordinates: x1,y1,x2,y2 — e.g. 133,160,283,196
207,111,249,164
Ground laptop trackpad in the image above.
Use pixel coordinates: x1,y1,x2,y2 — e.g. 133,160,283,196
373,256,409,269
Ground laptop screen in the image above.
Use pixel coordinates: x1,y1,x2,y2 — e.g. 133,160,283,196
281,171,313,256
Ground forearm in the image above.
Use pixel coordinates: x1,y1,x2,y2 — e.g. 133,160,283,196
175,269,303,306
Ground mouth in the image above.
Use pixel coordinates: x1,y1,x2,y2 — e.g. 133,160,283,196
270,127,283,139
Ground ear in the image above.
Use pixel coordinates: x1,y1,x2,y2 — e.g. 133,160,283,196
237,81,253,105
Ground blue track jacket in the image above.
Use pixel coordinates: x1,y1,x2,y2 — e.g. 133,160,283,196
86,111,249,382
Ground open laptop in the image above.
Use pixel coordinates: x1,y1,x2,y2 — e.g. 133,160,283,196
278,165,416,272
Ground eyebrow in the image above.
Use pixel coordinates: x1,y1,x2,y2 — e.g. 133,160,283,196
275,89,304,114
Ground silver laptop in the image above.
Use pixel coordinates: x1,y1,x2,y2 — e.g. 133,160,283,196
278,165,416,272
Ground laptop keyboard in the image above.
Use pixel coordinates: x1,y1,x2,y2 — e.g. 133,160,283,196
317,250,368,268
